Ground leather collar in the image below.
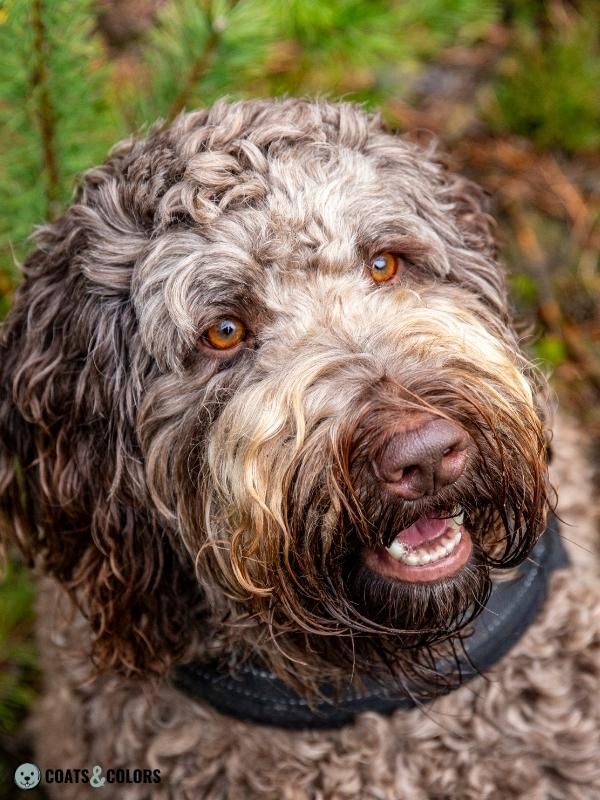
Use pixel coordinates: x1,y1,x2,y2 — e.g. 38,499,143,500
173,514,568,730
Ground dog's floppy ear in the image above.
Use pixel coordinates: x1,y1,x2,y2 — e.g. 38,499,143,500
0,202,200,677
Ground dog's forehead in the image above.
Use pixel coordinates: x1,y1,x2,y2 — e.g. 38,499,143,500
258,148,382,263
204,143,441,277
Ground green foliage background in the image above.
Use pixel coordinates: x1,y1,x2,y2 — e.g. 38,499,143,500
0,1,598,794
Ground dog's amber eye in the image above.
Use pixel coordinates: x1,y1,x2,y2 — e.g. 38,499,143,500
204,318,246,350
370,252,399,283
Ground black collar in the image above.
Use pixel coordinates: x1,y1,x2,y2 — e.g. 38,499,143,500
173,514,568,730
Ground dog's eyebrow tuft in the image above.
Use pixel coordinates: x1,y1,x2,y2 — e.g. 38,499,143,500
361,233,435,263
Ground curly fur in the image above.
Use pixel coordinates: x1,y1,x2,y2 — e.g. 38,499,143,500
1,99,598,798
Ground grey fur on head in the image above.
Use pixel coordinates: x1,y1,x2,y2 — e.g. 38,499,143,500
0,98,549,694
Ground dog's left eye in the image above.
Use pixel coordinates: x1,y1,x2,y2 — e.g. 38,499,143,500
369,252,401,283
203,318,247,350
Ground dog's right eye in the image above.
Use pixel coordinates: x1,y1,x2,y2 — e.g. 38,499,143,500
202,318,247,351
369,252,402,283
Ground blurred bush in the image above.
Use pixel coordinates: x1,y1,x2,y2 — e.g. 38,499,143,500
488,2,600,153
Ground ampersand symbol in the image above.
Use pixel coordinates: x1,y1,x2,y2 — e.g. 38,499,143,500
90,765,106,788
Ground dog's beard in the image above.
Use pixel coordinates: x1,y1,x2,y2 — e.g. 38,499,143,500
180,365,549,694
267,440,542,687
189,424,548,696
285,492,495,639
248,483,529,697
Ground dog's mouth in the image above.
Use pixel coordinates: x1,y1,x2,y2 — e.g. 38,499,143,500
364,509,472,583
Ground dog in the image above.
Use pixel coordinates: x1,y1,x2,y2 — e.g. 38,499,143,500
1,99,599,799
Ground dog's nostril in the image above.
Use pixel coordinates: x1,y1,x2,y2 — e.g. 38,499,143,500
375,417,470,499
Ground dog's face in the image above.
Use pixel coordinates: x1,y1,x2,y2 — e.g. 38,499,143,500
0,100,549,691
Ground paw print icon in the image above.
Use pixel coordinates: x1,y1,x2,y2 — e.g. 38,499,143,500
14,763,41,790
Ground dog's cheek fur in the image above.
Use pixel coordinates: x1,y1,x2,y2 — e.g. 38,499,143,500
0,215,199,678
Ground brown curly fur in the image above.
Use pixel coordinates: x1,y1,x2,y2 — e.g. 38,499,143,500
1,99,599,798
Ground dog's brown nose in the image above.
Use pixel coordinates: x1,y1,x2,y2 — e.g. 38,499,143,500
374,418,469,499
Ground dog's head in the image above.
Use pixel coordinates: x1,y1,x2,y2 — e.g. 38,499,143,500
0,99,550,691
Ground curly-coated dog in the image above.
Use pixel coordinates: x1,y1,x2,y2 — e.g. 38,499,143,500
1,99,599,799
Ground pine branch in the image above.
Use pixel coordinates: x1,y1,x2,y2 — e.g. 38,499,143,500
167,28,219,121
31,0,61,218
167,0,241,121
0,0,120,275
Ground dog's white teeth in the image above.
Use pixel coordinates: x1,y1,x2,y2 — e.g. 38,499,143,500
385,527,463,567
386,540,409,560
450,510,465,527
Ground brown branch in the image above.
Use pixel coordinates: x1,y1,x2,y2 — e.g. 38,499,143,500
31,0,61,219
167,0,240,122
